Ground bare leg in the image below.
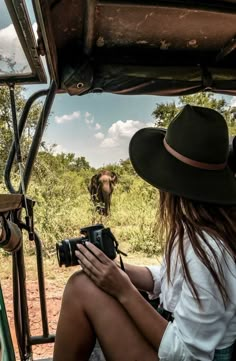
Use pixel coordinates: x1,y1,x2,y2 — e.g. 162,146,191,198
53,271,158,361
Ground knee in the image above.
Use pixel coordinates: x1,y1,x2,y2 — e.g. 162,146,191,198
63,270,97,302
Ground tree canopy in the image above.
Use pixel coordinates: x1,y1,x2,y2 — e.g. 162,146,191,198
152,92,236,134
0,86,93,184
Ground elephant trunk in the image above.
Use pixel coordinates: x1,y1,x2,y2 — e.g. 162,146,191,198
102,182,112,216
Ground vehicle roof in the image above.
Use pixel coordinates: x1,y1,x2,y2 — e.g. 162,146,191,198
3,1,236,96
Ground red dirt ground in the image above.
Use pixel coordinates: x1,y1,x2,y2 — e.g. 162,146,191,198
1,279,63,360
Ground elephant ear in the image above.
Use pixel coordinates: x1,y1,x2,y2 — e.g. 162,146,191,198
97,173,103,183
92,174,99,186
89,174,99,193
111,172,118,185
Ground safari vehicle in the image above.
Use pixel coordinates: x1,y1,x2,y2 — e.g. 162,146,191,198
0,0,236,360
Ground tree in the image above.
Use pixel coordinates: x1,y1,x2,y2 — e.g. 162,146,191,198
152,101,179,127
0,85,43,176
32,150,92,182
152,92,236,134
73,156,90,171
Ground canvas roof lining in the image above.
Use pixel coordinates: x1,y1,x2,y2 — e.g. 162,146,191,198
14,0,236,94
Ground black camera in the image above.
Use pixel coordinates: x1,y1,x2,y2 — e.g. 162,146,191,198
56,224,118,267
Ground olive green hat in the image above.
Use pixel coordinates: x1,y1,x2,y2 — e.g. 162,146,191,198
129,104,236,205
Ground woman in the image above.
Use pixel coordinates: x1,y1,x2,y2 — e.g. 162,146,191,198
53,105,236,361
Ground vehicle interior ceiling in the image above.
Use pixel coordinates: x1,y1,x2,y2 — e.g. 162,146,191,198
32,0,236,97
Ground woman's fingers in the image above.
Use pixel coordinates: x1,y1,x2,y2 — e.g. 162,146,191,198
75,242,111,275
76,242,111,265
75,247,99,270
84,241,111,263
75,242,129,298
75,249,103,283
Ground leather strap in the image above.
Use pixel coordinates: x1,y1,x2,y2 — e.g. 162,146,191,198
163,138,227,170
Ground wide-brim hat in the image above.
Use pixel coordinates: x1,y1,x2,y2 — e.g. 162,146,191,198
129,104,236,205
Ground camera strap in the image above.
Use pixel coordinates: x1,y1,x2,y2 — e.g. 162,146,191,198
115,245,127,272
104,227,127,272
118,253,125,271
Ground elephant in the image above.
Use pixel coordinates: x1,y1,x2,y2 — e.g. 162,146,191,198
88,170,118,216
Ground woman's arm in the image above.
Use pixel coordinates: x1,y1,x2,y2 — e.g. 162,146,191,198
117,280,168,348
76,242,168,349
122,263,155,292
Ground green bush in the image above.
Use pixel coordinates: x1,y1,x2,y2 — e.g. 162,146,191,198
0,160,164,258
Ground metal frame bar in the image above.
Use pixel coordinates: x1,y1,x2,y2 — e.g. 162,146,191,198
9,84,23,164
19,225,56,345
84,0,97,56
1,0,47,85
99,0,236,13
4,88,48,193
0,284,16,360
20,81,56,193
12,246,32,360
4,81,56,194
3,81,56,360
12,207,56,361
32,0,59,85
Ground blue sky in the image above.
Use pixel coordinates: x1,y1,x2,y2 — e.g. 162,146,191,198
1,0,236,168
42,92,173,168
26,86,172,167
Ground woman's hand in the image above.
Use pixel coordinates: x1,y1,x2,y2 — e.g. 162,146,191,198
75,242,135,300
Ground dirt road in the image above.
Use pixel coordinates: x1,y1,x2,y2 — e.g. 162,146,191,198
1,279,63,360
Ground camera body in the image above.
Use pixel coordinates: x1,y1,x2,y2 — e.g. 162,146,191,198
56,224,117,267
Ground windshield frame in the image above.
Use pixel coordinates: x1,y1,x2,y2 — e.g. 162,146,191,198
0,0,47,85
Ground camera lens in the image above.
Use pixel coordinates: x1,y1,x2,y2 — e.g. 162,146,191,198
56,237,85,267
56,243,65,267
56,240,73,267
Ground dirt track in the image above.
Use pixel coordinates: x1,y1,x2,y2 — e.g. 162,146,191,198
1,279,63,360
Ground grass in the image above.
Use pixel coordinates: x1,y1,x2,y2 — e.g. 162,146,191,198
0,175,164,285
0,246,162,286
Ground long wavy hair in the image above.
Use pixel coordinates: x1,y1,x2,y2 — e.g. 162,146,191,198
158,191,236,306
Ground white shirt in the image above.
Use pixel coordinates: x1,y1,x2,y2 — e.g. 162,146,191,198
146,233,236,361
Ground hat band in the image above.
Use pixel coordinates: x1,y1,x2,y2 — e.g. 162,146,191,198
163,138,227,170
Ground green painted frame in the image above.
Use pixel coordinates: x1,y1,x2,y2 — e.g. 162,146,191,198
0,283,16,361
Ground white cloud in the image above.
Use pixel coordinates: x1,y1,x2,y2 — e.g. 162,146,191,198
85,111,94,124
54,111,80,124
94,123,101,130
94,132,104,140
231,97,236,108
107,120,144,138
100,119,150,148
84,112,101,131
100,137,118,148
0,21,50,80
0,24,31,74
32,22,38,41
